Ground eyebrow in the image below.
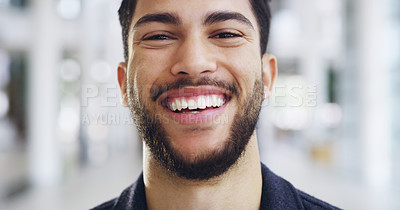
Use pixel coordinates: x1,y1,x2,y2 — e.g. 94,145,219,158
132,11,254,30
133,13,181,29
204,11,254,30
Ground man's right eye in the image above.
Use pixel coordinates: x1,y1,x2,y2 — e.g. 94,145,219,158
143,34,172,40
139,33,176,48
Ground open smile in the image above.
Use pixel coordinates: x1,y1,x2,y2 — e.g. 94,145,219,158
160,86,232,124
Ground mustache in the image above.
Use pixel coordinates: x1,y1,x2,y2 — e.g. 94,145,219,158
150,77,240,102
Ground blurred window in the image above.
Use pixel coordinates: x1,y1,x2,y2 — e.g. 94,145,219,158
57,0,81,20
0,0,29,9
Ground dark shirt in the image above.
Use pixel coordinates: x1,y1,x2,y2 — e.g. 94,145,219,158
91,163,341,210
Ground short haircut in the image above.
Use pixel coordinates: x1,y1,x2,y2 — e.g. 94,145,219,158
118,0,272,62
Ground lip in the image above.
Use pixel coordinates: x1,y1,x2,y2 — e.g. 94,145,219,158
159,86,231,124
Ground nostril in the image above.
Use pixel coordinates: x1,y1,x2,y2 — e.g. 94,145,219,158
201,69,214,74
178,71,189,75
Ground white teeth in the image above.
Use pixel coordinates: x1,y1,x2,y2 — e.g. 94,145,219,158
176,99,182,111
168,95,225,112
198,96,206,109
188,99,197,110
197,97,202,108
171,101,177,111
181,98,188,109
212,95,218,107
205,95,211,107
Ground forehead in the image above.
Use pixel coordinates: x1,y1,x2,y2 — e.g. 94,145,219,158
132,0,257,28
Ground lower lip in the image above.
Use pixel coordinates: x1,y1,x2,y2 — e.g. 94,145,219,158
163,102,228,124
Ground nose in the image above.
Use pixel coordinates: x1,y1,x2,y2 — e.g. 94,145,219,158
171,37,217,77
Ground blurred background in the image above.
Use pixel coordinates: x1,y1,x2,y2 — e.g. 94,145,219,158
0,0,399,209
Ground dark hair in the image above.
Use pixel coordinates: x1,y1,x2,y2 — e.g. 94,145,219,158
118,0,271,62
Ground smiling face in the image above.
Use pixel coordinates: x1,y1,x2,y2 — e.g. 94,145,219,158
118,0,276,180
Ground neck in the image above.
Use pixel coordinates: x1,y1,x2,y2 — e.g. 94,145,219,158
143,133,262,210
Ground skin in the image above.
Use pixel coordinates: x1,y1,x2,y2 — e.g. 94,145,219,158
117,0,277,209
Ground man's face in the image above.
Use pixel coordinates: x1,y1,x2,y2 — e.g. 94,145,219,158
119,0,276,180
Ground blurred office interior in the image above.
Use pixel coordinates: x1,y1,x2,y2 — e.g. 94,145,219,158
0,0,399,209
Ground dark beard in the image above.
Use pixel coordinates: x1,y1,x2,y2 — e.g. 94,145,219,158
127,77,264,180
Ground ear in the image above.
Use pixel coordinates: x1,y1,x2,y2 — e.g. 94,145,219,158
261,54,277,99
117,62,129,107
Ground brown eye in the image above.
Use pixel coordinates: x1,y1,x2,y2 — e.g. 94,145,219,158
143,34,173,40
139,33,177,49
213,32,242,39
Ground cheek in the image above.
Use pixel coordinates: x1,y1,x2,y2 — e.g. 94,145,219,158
129,51,172,102
132,49,172,77
128,58,153,103
221,49,261,94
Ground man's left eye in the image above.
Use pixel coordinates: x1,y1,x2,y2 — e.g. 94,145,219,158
213,32,242,39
